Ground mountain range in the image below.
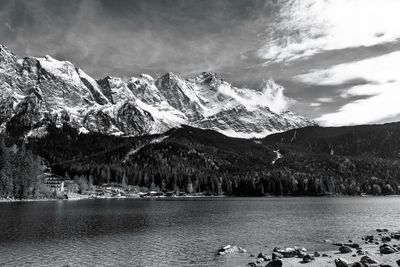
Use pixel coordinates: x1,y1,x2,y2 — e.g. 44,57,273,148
0,44,314,139
2,43,399,196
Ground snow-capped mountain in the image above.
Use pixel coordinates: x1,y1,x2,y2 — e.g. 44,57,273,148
0,44,314,138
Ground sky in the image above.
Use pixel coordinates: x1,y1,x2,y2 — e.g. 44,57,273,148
1,0,400,126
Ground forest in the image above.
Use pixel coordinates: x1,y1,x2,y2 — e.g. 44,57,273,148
23,123,400,196
0,137,45,199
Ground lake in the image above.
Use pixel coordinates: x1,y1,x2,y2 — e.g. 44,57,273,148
0,197,399,266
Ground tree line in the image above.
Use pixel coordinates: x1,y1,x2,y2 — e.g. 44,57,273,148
0,137,46,199
26,125,400,196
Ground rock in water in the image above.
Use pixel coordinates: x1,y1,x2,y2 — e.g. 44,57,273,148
217,245,240,255
392,233,400,239
360,255,378,264
347,243,360,248
339,246,352,253
238,247,247,253
302,254,315,263
256,257,264,264
272,252,283,260
335,257,349,267
276,247,298,258
257,252,268,260
380,244,397,254
266,259,283,267
376,229,389,233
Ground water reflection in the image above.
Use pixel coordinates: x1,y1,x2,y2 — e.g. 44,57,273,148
0,197,399,266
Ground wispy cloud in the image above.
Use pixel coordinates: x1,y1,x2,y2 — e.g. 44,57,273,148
296,52,400,86
316,97,333,103
4,22,15,32
296,51,400,126
310,102,321,107
218,79,292,113
258,0,400,64
316,82,400,126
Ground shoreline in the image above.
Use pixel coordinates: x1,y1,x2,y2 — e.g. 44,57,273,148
1,194,399,203
220,229,400,267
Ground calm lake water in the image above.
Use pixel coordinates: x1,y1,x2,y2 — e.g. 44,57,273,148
0,197,400,267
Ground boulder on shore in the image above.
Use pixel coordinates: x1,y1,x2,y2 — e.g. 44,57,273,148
266,259,283,267
350,262,364,267
217,245,245,255
302,254,315,263
360,255,378,264
335,257,349,267
275,247,298,258
257,252,268,260
272,252,283,260
339,246,352,254
379,244,397,254
376,228,389,233
273,246,307,258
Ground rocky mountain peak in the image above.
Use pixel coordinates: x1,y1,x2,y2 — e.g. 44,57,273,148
195,72,223,84
0,44,14,55
0,44,315,138
0,44,17,65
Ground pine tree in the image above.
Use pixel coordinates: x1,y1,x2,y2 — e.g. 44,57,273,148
0,137,12,198
121,171,128,189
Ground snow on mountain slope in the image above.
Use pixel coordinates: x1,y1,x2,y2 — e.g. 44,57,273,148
0,44,315,138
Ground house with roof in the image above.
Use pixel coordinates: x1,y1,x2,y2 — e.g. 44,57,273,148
42,173,65,194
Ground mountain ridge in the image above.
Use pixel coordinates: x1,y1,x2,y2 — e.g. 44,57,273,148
0,44,314,138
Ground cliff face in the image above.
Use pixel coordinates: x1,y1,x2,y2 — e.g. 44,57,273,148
0,44,314,138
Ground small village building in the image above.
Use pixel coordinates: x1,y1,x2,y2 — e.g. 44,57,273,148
43,174,64,194
149,191,163,197
138,192,147,198
64,179,79,194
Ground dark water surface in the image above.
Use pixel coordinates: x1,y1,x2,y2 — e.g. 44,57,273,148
0,197,399,266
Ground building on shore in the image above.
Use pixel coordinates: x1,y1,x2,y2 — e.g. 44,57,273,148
64,179,79,194
42,173,65,194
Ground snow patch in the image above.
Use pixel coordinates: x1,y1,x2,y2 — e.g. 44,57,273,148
272,149,283,164
26,126,48,139
123,135,169,162
37,56,82,87
207,128,278,139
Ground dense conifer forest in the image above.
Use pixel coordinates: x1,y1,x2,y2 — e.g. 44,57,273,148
0,137,45,199
20,122,400,196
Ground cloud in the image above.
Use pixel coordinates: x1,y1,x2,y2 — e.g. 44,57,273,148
0,0,272,79
316,97,333,103
217,79,292,113
4,22,15,32
258,79,293,113
310,102,321,107
296,51,400,86
258,0,400,63
296,51,400,126
316,82,400,126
